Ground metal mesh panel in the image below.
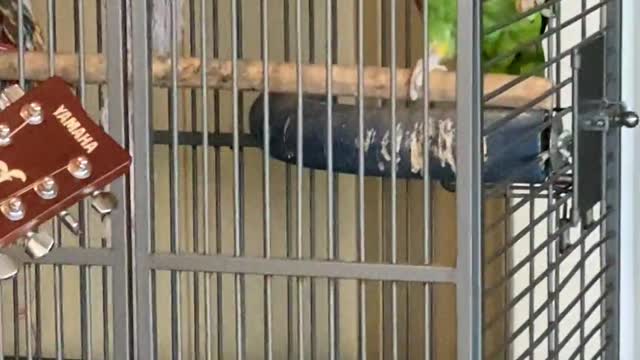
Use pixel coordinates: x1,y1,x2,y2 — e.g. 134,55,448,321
480,1,620,359
0,0,627,359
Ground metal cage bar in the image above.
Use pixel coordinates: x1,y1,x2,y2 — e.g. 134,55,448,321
456,0,484,358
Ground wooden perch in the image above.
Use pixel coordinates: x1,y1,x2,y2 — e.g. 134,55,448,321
0,52,553,110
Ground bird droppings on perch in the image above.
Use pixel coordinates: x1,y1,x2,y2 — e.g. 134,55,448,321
249,93,551,185
0,52,553,110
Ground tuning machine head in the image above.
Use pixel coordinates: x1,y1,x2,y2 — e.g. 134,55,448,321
0,123,11,146
35,176,58,199
68,156,92,180
0,253,18,281
0,84,25,110
58,210,81,235
24,231,54,259
91,190,118,216
20,101,43,125
1,197,26,221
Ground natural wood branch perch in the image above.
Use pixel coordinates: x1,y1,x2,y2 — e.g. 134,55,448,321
0,52,553,110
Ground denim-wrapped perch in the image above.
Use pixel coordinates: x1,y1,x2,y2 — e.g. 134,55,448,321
248,93,552,185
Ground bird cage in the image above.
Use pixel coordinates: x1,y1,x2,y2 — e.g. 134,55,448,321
0,0,635,359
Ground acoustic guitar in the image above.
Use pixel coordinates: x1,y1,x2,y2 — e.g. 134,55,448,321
0,76,131,280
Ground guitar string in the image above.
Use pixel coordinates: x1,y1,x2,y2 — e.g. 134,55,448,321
0,162,73,207
8,117,31,138
1,109,58,204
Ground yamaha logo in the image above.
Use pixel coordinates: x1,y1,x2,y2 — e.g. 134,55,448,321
52,104,99,154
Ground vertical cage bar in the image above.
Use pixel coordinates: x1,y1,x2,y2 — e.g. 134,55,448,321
236,1,248,354
308,2,317,358
605,0,623,357
200,0,212,359
260,1,272,359
554,208,561,356
16,0,24,89
230,1,245,359
46,1,64,358
529,186,535,356
456,0,484,359
599,5,610,353
545,7,558,358
326,0,337,358
75,0,94,358
169,0,182,358
130,0,155,357
23,270,32,360
105,0,131,357
96,2,114,359
582,0,587,38
16,3,29,358
553,3,563,355
0,284,3,360
101,7,110,358
12,278,18,359
422,0,433,356
356,0,367,359
579,204,586,357
282,1,294,357
209,1,223,358
504,189,513,360
389,1,399,359
547,184,558,357
295,0,305,358
571,53,581,227
187,0,201,357
101,240,111,360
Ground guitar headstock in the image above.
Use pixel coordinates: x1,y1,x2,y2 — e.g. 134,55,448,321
0,76,131,278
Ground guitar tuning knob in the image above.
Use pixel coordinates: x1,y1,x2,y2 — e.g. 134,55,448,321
24,231,55,260
90,191,118,216
58,210,81,235
0,84,24,110
0,253,18,280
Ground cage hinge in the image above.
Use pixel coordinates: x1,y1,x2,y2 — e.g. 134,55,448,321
579,101,639,132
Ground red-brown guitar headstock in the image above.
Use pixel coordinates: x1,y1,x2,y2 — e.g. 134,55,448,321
0,76,131,278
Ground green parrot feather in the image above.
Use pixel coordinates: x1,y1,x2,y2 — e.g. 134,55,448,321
423,0,547,77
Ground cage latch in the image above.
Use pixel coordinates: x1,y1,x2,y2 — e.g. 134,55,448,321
579,101,639,132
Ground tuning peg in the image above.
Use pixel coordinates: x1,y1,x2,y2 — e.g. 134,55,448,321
0,123,11,146
24,231,55,260
1,197,25,221
68,156,92,180
0,253,18,280
90,191,118,216
20,101,43,125
58,210,81,235
35,177,58,200
0,84,25,110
